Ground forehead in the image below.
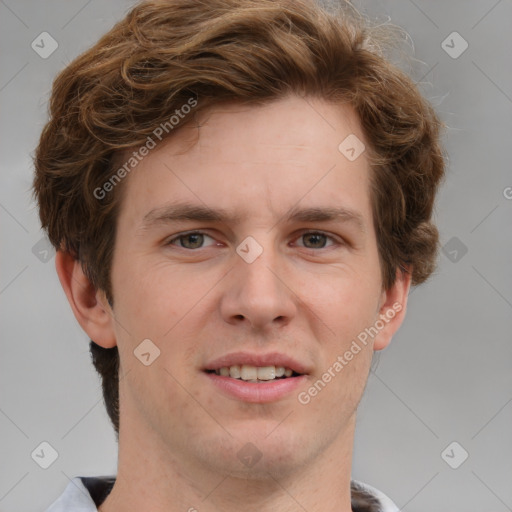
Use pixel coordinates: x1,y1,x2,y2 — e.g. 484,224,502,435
115,95,372,229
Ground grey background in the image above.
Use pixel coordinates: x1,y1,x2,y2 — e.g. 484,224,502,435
0,1,511,511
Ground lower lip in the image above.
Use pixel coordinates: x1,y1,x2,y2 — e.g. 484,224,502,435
203,372,307,403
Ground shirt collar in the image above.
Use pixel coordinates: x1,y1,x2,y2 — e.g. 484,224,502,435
46,476,398,512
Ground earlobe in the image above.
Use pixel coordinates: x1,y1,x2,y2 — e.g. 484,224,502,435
372,268,412,351
55,250,117,348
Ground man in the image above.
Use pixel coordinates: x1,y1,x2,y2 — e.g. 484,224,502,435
33,0,445,510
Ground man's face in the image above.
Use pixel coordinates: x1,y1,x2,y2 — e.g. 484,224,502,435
107,95,402,478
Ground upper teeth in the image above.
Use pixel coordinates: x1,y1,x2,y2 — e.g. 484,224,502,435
215,365,294,381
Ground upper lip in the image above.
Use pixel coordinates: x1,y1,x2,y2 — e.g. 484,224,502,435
203,351,310,375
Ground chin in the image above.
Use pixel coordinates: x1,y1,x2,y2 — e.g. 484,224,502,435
196,422,317,480
214,450,305,481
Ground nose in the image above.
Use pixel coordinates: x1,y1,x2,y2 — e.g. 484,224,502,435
220,240,297,332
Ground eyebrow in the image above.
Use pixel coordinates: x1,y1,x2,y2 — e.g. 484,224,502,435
139,201,365,232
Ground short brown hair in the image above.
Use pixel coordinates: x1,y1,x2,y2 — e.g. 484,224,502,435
33,0,445,435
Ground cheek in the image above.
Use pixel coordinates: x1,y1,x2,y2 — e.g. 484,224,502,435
110,257,190,337
303,263,380,394
111,259,206,378
305,265,381,333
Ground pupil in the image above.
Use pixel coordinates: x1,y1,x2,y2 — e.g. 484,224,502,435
183,233,203,249
304,233,326,248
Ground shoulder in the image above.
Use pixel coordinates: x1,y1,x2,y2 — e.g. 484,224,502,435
45,476,115,512
351,480,399,512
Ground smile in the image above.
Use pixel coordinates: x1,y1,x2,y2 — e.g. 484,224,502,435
207,364,300,382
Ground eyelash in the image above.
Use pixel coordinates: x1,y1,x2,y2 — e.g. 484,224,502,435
165,230,340,251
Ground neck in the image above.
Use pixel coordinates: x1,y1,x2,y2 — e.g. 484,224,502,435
99,416,356,512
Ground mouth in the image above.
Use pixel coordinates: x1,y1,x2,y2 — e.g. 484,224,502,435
202,353,309,403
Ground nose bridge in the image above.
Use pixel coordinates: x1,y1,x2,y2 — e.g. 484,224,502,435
221,232,296,328
236,232,282,299
239,239,279,291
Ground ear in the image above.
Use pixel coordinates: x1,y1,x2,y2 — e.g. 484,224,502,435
55,250,117,348
372,268,412,351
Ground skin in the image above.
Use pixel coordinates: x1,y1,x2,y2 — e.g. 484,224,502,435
56,95,410,512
